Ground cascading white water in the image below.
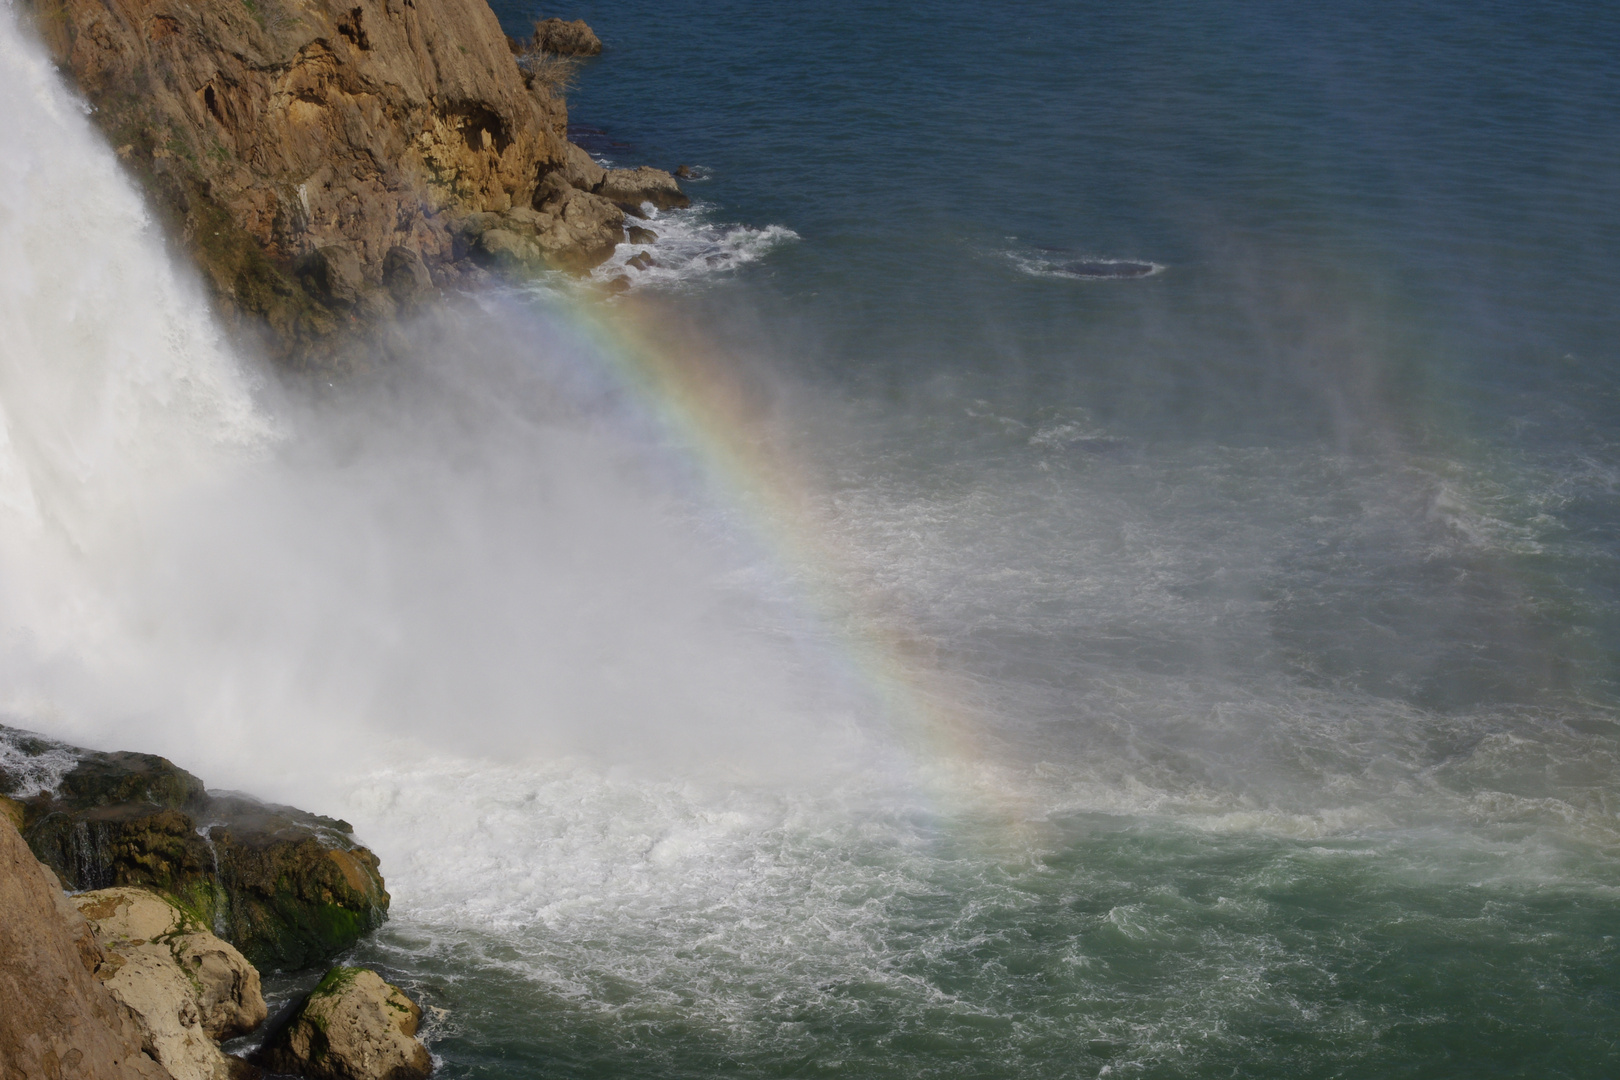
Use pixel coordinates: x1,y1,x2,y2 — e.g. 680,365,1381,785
0,2,275,744
0,2,878,834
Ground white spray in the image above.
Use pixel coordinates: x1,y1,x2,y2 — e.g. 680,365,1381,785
0,5,883,918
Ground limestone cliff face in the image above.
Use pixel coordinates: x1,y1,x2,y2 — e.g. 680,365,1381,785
0,818,173,1080
73,888,267,1080
22,0,568,363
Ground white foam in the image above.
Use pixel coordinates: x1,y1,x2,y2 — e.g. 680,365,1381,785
1003,244,1165,281
592,203,798,291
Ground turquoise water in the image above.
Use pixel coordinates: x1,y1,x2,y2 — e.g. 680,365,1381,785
302,2,1620,1077
5,0,1620,1075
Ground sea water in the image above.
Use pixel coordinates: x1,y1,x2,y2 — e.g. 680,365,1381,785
4,0,1620,1076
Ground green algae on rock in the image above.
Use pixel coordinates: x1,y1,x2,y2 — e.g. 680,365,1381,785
1,725,389,971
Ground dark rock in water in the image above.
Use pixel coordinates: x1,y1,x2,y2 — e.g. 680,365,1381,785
627,252,657,271
208,799,390,972
0,725,388,972
1062,260,1156,279
604,275,633,294
531,17,602,56
626,225,658,245
674,165,696,179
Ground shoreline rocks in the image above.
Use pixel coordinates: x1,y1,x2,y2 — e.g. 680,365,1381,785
1,725,389,972
256,968,431,1080
4,807,430,1080
73,887,267,1080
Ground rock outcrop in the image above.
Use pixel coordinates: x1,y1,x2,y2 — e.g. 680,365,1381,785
0,817,172,1080
18,0,685,367
530,17,600,56
1,725,389,971
256,968,431,1080
73,888,267,1080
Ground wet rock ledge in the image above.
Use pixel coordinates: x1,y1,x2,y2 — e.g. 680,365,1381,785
0,724,387,972
19,0,687,369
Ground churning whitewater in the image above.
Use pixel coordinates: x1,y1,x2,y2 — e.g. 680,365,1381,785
6,0,1620,1076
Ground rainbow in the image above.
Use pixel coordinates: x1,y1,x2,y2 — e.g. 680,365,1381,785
538,289,1024,815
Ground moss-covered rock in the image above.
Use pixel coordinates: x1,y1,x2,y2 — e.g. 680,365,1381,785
256,966,430,1080
208,796,390,971
1,725,389,971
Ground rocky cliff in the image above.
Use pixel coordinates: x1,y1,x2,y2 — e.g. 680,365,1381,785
1,725,389,971
19,0,685,367
0,816,172,1080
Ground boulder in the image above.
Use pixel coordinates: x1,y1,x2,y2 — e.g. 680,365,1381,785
256,968,431,1080
204,794,391,972
530,17,602,56
73,888,267,1080
559,141,606,192
625,225,658,245
297,246,368,310
3,725,390,972
596,167,691,212
532,176,626,272
381,247,434,308
0,818,171,1080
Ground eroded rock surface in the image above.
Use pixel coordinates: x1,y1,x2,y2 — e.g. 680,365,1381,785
256,968,431,1080
73,888,267,1080
17,0,681,365
0,818,171,1080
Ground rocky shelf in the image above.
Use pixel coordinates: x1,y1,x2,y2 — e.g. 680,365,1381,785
0,724,388,972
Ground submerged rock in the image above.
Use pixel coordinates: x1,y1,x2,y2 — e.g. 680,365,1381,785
74,887,267,1080
256,967,432,1080
0,818,171,1080
2,725,389,971
531,17,602,56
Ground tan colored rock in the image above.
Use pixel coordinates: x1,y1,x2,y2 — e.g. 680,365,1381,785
531,17,602,56
596,166,691,212
529,173,626,271
257,967,431,1080
22,0,570,361
560,140,606,191
0,818,172,1080
73,888,267,1080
